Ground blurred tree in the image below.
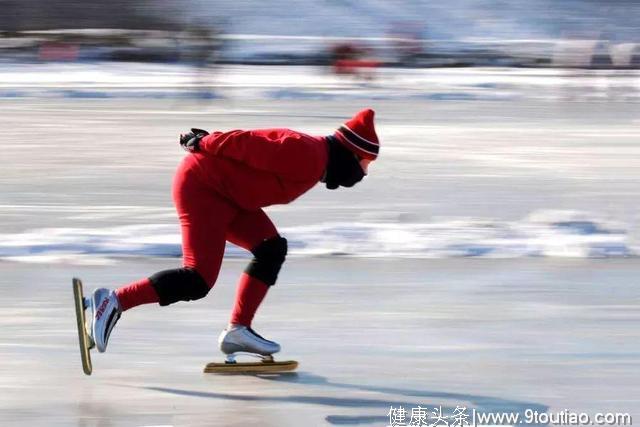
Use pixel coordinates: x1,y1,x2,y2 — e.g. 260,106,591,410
0,0,181,31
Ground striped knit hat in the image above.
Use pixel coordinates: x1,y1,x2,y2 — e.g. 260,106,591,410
334,109,380,161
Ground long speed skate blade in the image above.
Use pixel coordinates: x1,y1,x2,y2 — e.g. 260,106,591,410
203,360,298,374
73,278,93,375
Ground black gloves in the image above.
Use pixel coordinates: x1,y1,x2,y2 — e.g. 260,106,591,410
322,135,365,190
179,128,210,153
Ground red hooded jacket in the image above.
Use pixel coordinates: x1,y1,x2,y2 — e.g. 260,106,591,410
185,128,329,210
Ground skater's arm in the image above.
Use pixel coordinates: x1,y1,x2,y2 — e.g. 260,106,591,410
199,129,327,181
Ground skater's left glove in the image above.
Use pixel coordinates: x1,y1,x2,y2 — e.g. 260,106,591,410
179,128,210,153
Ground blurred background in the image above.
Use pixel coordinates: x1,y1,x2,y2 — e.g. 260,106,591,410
1,0,639,256
1,1,639,426
1,1,640,104
2,0,640,68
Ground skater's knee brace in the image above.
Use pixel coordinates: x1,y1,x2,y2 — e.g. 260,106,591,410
244,236,287,286
149,267,210,306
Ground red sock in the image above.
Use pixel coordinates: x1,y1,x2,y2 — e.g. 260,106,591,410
115,277,159,311
230,273,269,327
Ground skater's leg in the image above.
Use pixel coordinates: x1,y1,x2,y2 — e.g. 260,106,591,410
226,209,285,327
114,160,236,310
91,159,237,353
115,278,158,311
218,208,284,356
150,164,236,306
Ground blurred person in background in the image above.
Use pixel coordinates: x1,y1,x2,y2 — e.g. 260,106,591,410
85,109,380,360
330,42,380,81
181,23,223,99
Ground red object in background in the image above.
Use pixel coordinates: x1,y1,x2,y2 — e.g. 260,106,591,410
334,59,381,73
39,41,79,61
331,42,380,78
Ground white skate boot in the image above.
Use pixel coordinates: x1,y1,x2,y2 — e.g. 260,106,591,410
204,325,296,373
89,288,122,353
218,325,281,363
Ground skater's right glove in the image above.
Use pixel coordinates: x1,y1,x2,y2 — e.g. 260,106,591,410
179,128,210,153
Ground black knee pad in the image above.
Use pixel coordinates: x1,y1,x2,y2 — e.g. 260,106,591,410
149,267,210,306
244,236,287,286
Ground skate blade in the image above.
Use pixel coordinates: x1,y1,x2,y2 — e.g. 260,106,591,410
72,278,93,375
203,360,298,374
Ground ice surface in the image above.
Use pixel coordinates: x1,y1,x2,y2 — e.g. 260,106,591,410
0,94,638,425
0,258,638,426
1,94,639,263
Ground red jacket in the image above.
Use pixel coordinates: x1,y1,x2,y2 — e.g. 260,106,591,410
186,128,328,210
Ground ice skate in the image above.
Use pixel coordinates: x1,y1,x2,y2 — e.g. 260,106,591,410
72,278,122,375
89,287,122,353
203,325,297,374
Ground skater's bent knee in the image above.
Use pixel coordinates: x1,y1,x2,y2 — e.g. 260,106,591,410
245,236,287,286
149,267,210,306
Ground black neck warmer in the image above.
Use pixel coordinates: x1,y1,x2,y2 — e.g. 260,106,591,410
321,135,365,190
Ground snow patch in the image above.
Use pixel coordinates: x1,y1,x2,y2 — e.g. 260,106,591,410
0,211,634,264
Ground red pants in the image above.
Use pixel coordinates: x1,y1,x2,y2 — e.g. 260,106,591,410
174,158,278,285
115,157,278,326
